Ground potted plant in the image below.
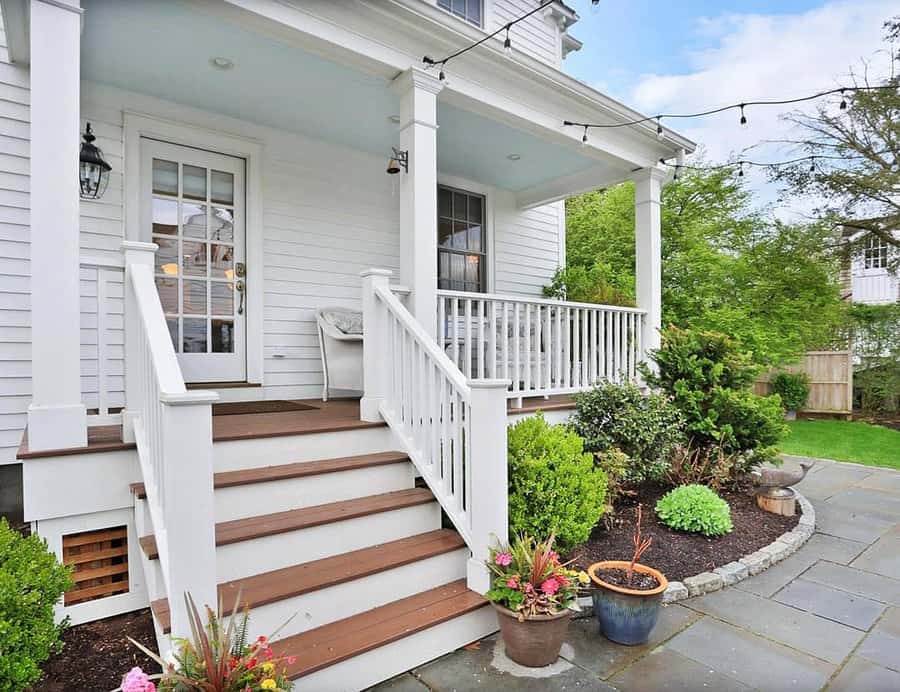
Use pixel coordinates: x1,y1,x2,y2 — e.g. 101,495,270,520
485,533,588,667
770,371,810,420
589,504,668,645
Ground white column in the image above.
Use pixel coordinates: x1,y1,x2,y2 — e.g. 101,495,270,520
26,0,87,451
391,68,443,338
359,268,392,422
465,379,510,594
633,168,665,356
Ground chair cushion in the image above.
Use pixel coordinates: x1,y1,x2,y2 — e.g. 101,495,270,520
321,308,363,335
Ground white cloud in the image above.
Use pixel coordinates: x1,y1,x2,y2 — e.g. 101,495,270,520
629,0,896,218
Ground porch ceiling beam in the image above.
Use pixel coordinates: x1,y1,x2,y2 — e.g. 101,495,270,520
1,0,30,65
515,165,636,210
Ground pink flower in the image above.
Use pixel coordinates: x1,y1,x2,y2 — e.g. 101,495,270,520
540,578,561,595
122,667,156,692
556,573,570,586
505,577,520,589
494,552,512,566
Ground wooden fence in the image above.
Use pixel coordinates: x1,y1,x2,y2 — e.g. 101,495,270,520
754,351,853,415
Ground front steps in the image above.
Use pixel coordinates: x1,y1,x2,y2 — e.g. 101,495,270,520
133,423,493,691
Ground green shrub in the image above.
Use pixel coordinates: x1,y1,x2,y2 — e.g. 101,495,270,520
542,264,635,307
508,413,608,552
655,485,733,537
641,326,787,465
770,372,810,411
0,518,73,690
571,381,684,482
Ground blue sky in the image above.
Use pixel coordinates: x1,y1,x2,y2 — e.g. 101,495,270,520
562,0,897,216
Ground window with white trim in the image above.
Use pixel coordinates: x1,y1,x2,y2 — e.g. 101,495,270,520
863,235,889,269
437,0,483,27
438,185,486,293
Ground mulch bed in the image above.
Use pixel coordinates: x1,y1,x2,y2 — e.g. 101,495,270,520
34,609,161,692
568,484,800,582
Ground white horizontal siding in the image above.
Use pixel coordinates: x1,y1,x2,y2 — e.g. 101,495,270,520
489,0,560,67
0,16,29,464
493,196,563,296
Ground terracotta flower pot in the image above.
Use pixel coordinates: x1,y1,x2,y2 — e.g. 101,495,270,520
492,603,572,667
588,560,668,646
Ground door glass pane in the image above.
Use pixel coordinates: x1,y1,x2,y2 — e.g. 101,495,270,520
155,277,178,314
438,218,453,248
468,197,482,224
210,244,233,279
166,318,178,351
183,318,207,353
154,237,178,275
211,283,233,315
211,170,234,205
152,159,178,196
211,207,234,242
183,242,207,276
438,188,452,217
182,203,207,239
183,165,207,201
467,224,482,251
152,198,178,235
211,319,234,353
465,255,480,284
183,279,207,315
452,221,468,249
451,253,464,290
453,191,467,222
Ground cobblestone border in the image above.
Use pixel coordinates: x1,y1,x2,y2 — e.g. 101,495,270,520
576,492,814,612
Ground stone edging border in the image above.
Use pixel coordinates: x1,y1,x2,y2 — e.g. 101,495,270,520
576,492,815,611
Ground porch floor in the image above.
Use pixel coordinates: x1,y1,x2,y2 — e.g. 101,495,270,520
16,395,576,460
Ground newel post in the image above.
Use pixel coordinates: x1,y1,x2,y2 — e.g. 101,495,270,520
466,379,510,594
121,241,158,444
160,390,218,638
360,269,393,422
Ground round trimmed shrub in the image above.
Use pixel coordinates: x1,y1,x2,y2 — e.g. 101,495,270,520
508,413,608,552
655,484,733,537
770,372,810,411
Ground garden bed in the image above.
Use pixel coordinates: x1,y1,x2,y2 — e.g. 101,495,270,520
568,484,800,582
33,609,161,692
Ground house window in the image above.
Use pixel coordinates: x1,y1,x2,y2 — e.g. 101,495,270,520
437,0,482,27
863,235,889,269
438,185,486,293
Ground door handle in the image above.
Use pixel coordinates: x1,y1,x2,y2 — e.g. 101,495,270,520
236,279,245,315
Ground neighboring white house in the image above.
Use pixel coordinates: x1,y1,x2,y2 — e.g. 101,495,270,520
0,1,694,688
842,230,899,305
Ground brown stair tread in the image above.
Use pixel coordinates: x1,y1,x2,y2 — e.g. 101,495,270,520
150,529,465,633
130,451,410,499
280,579,487,680
139,487,435,560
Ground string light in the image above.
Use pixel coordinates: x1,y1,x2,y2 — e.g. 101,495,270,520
581,125,589,146
563,85,894,140
422,0,555,81
656,117,664,140
738,162,744,177
658,153,864,177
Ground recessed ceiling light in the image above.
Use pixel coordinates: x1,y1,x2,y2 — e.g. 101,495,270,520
388,115,401,124
210,57,234,70
507,154,521,161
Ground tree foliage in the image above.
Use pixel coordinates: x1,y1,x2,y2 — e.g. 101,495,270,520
563,166,844,364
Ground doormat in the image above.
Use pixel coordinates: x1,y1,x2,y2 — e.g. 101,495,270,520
212,400,318,416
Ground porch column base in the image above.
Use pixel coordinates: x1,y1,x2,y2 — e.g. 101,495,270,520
26,403,87,452
359,397,384,423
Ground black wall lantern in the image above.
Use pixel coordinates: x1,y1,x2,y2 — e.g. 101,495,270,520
79,122,112,200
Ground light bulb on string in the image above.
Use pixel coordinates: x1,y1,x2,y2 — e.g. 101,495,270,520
739,104,747,128
738,162,744,177
656,117,664,140
809,157,816,173
839,90,848,110
438,64,447,84
581,126,589,146
591,0,600,14
673,165,680,181
503,25,512,56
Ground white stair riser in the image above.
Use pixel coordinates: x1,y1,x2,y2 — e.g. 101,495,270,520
239,548,468,641
290,606,496,691
214,463,415,522
507,409,573,426
215,503,442,582
214,427,398,472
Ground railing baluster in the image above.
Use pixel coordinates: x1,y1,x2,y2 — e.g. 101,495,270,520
512,303,520,396
464,298,472,378
488,300,497,379
501,302,509,383
554,305,562,390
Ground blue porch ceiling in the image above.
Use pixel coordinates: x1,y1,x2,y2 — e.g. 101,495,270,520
81,0,598,192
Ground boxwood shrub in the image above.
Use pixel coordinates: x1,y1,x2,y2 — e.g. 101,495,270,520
507,413,608,551
0,518,73,690
655,484,733,537
770,372,810,411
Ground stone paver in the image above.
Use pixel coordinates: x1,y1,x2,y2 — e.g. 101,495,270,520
371,457,900,692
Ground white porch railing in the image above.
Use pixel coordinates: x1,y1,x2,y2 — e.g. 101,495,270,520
122,241,218,638
361,270,508,594
436,290,646,401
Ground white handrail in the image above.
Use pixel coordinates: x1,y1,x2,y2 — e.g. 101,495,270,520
361,270,508,594
122,241,217,639
437,289,646,402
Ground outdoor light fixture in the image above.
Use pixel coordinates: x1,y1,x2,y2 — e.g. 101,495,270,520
386,147,408,175
79,122,112,200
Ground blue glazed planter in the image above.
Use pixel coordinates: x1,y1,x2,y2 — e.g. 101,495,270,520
589,561,668,646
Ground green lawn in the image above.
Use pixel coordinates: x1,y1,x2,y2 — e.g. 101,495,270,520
778,419,900,470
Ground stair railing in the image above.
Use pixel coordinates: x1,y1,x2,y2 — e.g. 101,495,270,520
122,241,218,637
361,269,508,594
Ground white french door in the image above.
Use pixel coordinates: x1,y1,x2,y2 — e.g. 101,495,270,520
140,139,247,383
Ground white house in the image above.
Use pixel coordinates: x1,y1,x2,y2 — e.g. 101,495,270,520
842,230,899,305
0,1,694,688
